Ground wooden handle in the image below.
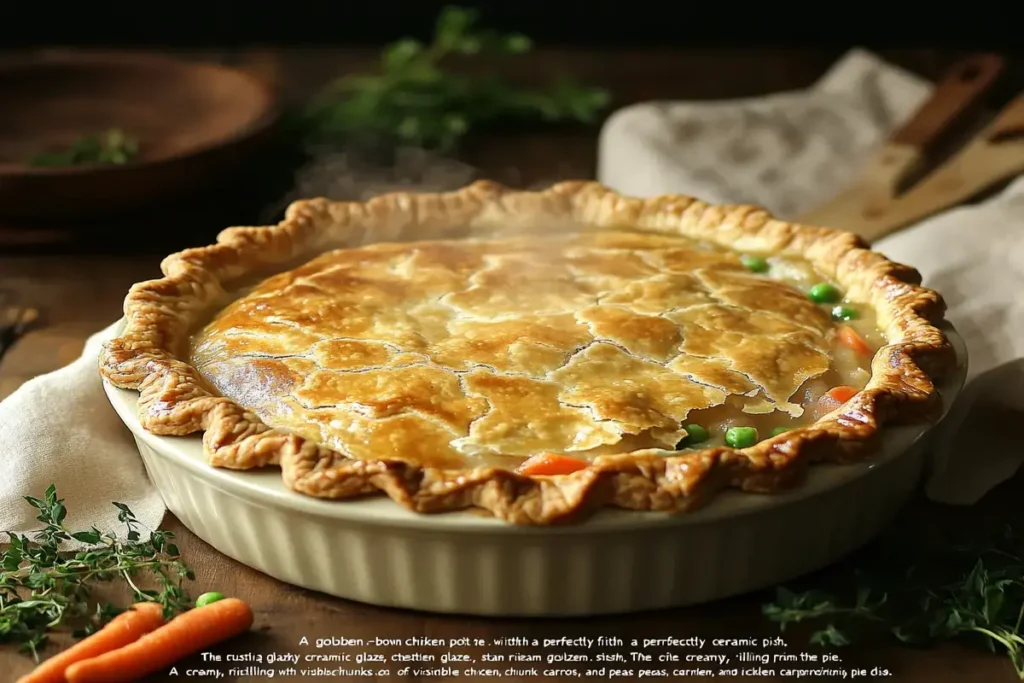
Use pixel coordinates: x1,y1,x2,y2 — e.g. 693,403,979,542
987,93,1024,143
845,92,1024,242
889,53,1004,149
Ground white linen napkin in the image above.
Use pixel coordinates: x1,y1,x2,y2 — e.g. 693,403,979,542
598,47,1024,504
597,48,932,215
0,325,165,539
877,179,1024,503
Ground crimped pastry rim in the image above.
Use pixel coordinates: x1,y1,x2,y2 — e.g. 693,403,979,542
101,323,967,534
99,181,956,525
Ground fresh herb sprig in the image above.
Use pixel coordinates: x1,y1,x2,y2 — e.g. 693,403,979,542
763,519,1024,677
300,6,610,152
29,129,139,168
0,485,193,660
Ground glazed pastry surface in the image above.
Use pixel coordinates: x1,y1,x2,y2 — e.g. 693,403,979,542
191,231,880,469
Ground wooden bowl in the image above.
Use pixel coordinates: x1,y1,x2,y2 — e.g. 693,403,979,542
0,50,278,221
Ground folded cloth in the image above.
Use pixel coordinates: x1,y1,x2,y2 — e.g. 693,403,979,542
876,177,1024,504
598,48,932,216
598,47,1024,504
0,324,165,539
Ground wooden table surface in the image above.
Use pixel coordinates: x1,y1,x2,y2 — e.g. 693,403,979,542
2,46,1022,682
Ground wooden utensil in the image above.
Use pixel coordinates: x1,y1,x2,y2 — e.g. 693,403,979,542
796,54,1023,242
0,50,279,221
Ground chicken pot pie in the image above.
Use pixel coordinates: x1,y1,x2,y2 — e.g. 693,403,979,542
101,181,954,524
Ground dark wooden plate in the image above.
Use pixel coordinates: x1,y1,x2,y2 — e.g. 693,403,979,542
0,50,279,221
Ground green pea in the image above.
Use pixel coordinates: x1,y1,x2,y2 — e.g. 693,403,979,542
808,283,842,304
676,424,709,449
725,426,759,448
195,591,225,608
831,304,859,322
740,255,770,273
771,426,792,437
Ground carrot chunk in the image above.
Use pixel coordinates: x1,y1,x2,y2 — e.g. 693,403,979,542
825,385,859,404
837,325,873,356
815,385,859,418
65,598,254,683
517,453,588,476
17,603,165,683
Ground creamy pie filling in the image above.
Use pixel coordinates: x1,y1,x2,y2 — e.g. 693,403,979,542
189,231,884,471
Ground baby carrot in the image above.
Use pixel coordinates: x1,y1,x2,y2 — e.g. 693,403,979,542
16,602,165,683
837,325,873,356
64,598,254,683
517,453,589,476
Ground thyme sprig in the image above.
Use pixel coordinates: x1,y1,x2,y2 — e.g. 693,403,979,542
0,485,193,661
764,520,1024,678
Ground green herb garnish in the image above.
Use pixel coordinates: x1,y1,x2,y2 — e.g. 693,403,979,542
0,485,193,661
29,129,139,168
764,519,1024,678
300,6,610,152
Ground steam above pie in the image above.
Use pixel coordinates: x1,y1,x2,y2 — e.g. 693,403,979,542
101,181,953,524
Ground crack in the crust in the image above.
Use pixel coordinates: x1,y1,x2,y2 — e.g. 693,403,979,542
193,352,310,373
547,338,675,373
299,402,466,439
675,365,758,395
579,303,690,360
673,316,829,406
560,400,616,424
213,319,331,342
260,317,328,334
545,340,600,376
311,337,415,354
279,266,350,296
455,373,492,446
311,361,432,376
669,301,832,342
691,265,837,336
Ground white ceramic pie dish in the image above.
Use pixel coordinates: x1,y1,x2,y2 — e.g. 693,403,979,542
102,321,967,616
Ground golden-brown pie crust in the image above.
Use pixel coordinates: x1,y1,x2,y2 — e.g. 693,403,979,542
100,181,955,524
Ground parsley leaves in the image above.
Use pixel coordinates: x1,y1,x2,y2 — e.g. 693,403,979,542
300,6,610,152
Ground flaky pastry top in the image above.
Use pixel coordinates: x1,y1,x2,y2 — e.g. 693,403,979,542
190,232,837,468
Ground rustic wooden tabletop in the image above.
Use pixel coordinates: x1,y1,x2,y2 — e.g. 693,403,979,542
1,46,1021,682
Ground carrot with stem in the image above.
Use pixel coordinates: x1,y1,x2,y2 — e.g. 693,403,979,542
64,598,254,683
16,602,165,683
